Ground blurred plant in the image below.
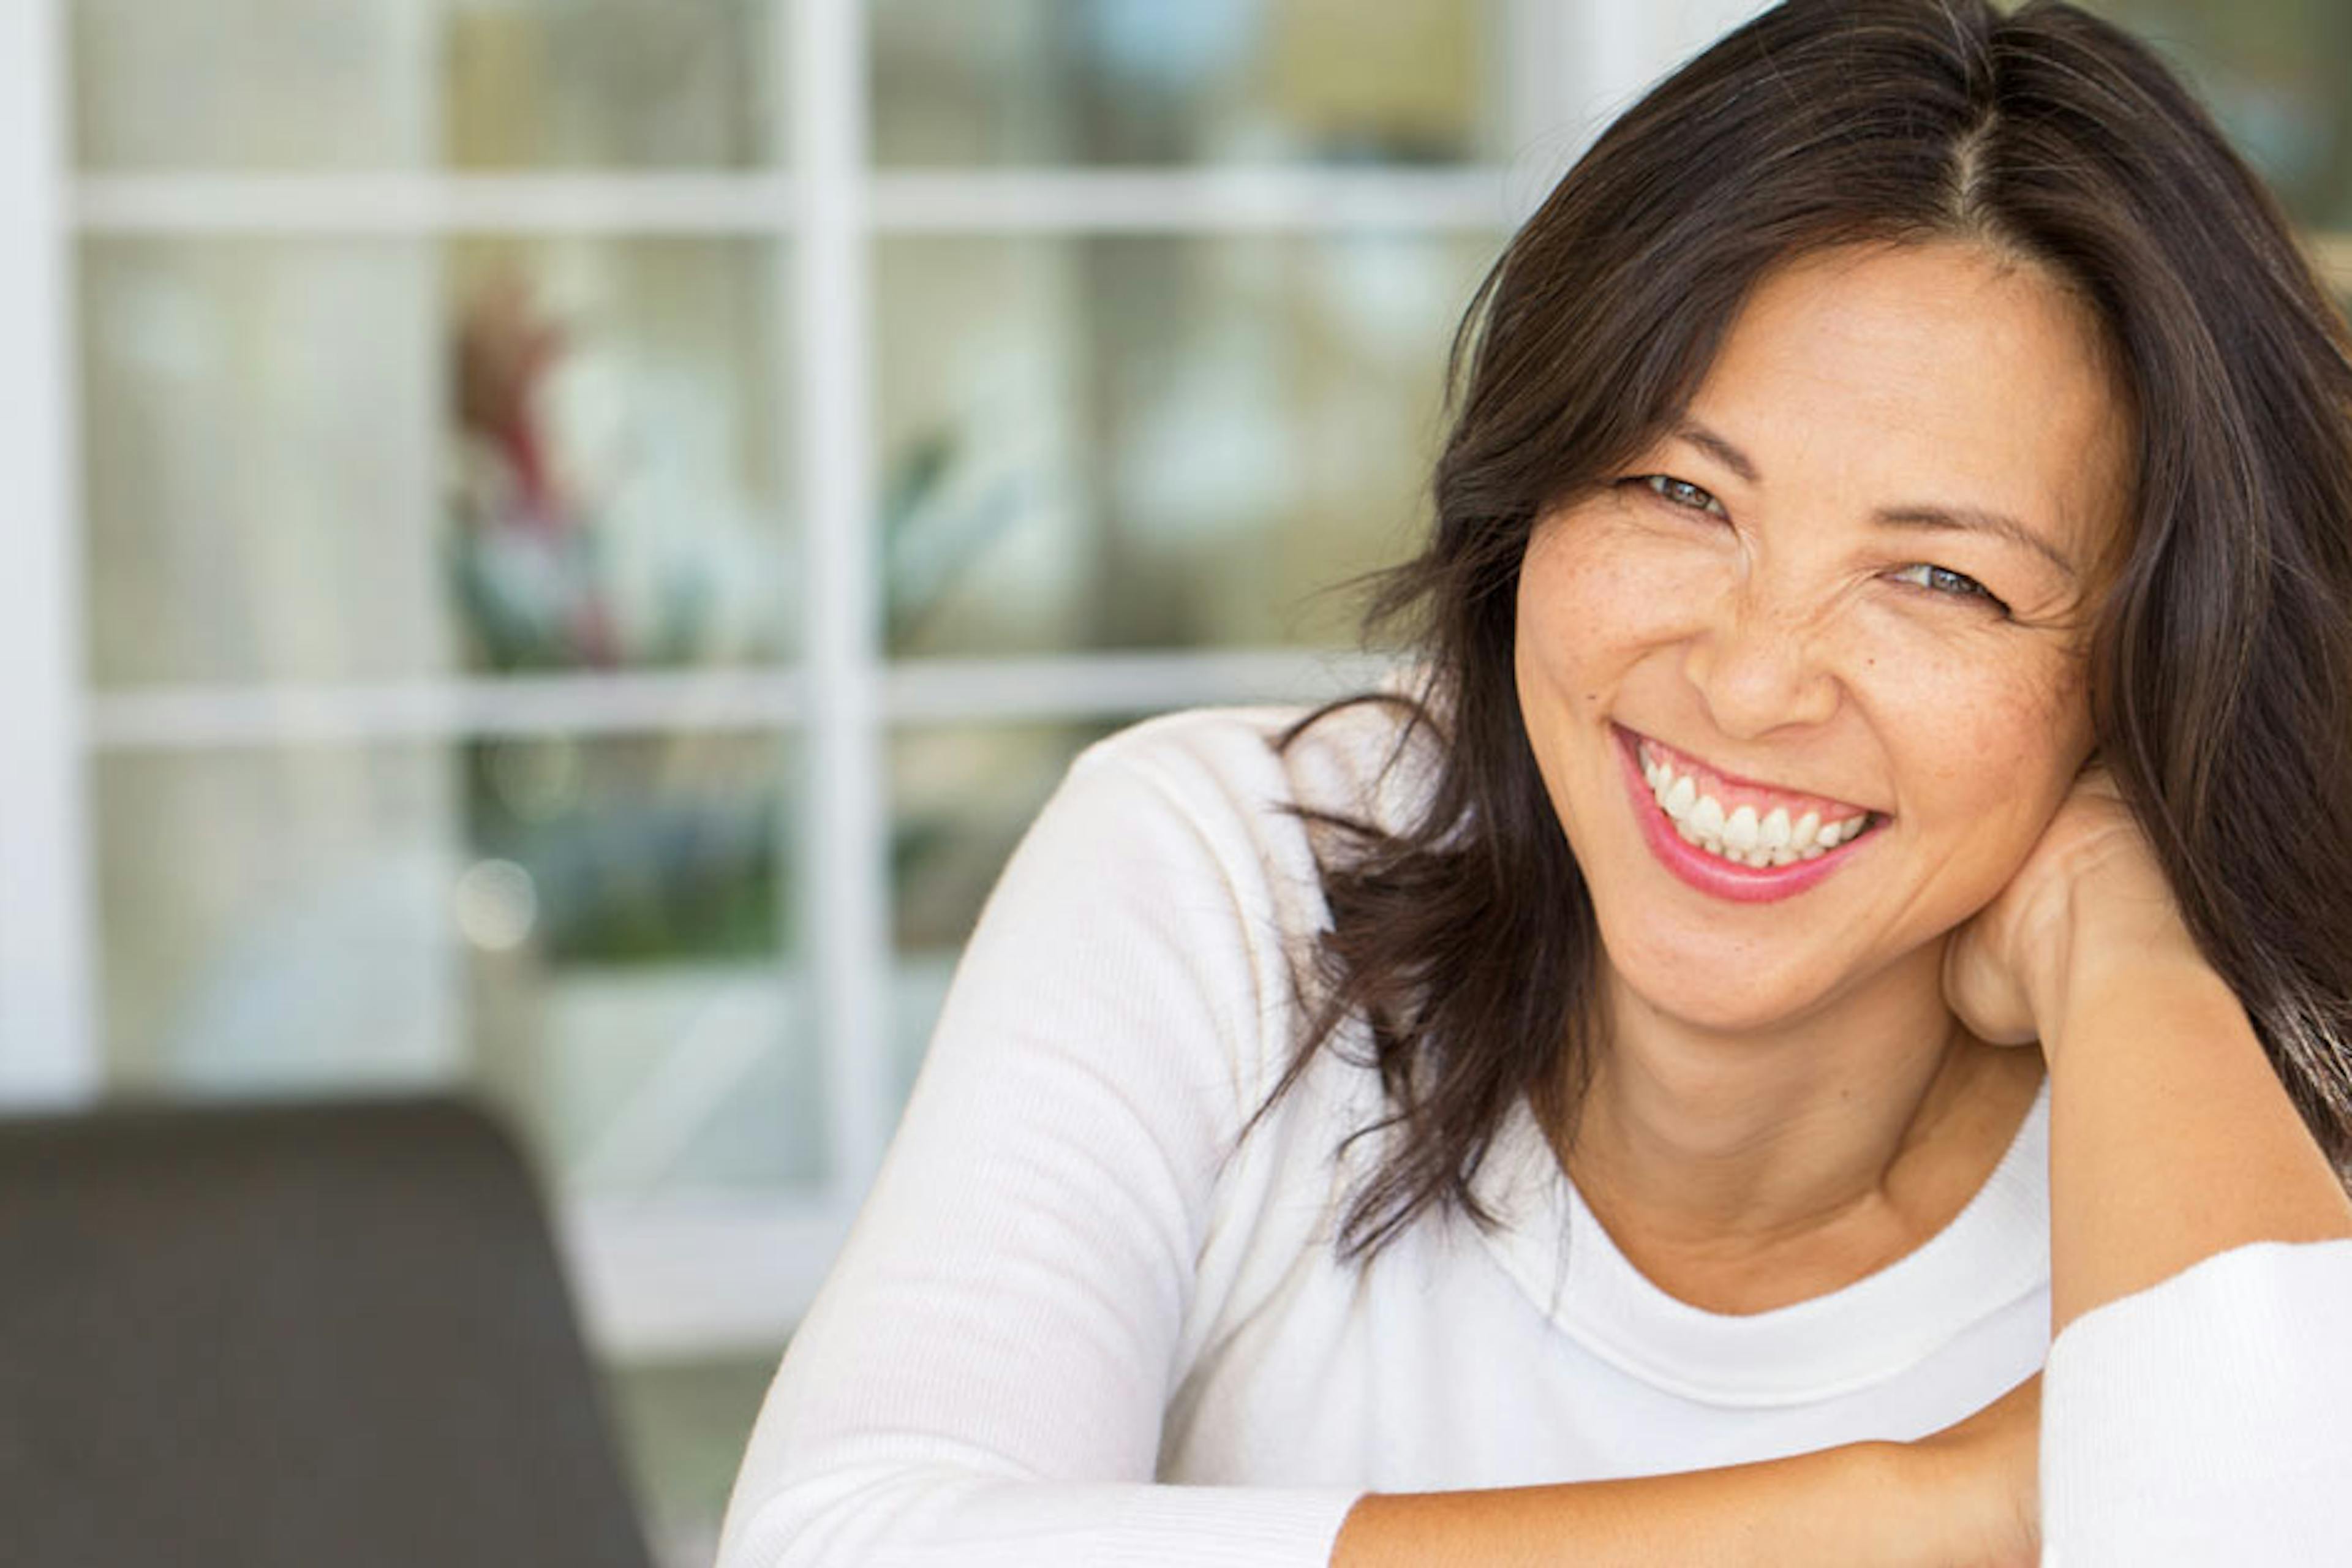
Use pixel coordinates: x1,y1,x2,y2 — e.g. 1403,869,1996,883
878,424,1030,654
446,272,783,967
446,266,733,672
464,736,780,966
447,270,627,670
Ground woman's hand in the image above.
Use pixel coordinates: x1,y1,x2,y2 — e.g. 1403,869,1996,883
1906,1371,2042,1568
1940,764,2203,1058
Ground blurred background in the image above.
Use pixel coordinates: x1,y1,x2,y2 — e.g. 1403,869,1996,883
2,1,2348,1562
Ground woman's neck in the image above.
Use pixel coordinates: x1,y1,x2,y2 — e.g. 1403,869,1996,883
1552,939,2045,1310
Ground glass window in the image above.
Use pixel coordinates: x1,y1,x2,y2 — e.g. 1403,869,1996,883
871,0,1515,167
83,236,791,688
96,741,461,1094
445,238,794,676
72,0,778,171
94,731,821,1197
875,232,1500,656
82,238,443,687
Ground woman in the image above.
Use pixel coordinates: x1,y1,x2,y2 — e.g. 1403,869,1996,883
721,2,2352,1562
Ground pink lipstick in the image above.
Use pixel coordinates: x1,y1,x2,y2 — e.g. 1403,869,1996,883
1613,725,1880,903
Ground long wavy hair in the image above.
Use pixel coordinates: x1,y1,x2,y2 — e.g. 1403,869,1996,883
1266,0,2352,1262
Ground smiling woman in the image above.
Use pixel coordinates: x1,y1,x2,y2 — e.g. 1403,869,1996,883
718,4,2352,1565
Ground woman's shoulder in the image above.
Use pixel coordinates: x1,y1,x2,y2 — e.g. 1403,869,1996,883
973,689,1435,1125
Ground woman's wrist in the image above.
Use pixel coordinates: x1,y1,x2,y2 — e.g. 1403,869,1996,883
1894,1373,2043,1568
2024,871,2213,1063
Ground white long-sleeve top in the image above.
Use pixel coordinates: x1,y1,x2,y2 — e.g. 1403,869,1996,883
718,701,2352,1567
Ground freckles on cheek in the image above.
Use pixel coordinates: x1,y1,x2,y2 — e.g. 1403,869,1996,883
1537,543,1662,642
1931,685,2087,822
1523,512,1692,706
2007,655,2098,766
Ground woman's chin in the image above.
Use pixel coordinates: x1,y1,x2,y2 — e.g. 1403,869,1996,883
1599,937,1848,1039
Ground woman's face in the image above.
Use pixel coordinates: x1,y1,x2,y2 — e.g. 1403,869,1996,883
1514,240,2134,1033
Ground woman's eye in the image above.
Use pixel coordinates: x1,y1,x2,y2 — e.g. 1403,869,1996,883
1638,474,1727,518
1888,561,2010,614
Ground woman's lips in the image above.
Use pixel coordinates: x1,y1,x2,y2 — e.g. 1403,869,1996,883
1614,726,1880,903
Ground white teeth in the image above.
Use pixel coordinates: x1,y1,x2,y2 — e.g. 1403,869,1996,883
1691,795,1725,838
1637,742,1879,870
1724,804,1760,853
1812,813,1871,849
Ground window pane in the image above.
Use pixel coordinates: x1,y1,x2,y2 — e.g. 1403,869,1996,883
83,238,441,687
872,0,1513,167
889,720,1120,1102
446,238,793,675
94,731,822,1196
72,0,778,171
83,236,792,687
2081,1,2352,230
876,233,1499,655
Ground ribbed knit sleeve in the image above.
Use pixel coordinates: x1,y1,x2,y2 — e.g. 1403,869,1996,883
715,730,1362,1568
2040,1238,2352,1566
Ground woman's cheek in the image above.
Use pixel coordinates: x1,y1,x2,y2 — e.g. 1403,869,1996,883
1885,660,2092,871
1848,601,2071,728
1539,524,1721,658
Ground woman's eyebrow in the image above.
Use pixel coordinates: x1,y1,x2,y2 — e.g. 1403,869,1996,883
1670,416,1760,483
1668,415,2082,582
1874,504,2081,582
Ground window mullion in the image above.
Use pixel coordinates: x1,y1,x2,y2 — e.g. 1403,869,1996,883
0,0,99,1107
789,0,891,1193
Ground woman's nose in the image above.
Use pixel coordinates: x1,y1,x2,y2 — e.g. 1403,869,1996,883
1678,580,1842,738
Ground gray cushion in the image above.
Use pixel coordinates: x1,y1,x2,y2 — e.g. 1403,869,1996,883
0,1096,652,1568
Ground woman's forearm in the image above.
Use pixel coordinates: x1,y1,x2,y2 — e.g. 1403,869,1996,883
1330,1440,1950,1568
2036,943,2352,1336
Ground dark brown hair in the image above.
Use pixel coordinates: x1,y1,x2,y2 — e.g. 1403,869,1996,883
1268,0,2352,1261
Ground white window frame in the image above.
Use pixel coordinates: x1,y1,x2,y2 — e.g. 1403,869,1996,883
1,0,97,1110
